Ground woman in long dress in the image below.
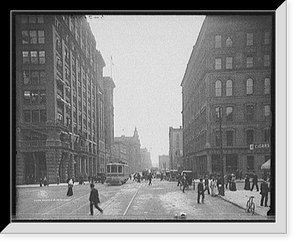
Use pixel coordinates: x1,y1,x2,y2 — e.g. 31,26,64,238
210,178,217,197
244,174,250,190
67,178,74,196
230,175,237,191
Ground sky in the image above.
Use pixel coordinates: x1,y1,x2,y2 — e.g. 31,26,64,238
87,15,205,166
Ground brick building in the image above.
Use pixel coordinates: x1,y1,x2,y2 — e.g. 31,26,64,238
181,15,273,178
15,14,114,184
169,126,183,170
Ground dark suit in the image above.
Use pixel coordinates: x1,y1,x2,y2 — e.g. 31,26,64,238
197,182,205,203
89,188,103,215
260,181,269,207
251,174,259,191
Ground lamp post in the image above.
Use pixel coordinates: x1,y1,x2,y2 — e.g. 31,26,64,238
218,107,225,196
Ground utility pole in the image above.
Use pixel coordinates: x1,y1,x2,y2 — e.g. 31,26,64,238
218,107,225,196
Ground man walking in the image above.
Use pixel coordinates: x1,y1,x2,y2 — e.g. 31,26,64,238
204,175,210,195
89,183,103,215
197,178,205,204
260,177,269,207
148,172,153,186
251,172,259,192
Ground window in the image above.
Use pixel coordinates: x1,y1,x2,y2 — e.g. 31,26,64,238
246,56,253,68
245,105,254,121
264,105,271,116
118,166,123,173
264,54,270,67
40,71,46,83
28,16,36,24
226,37,233,47
21,15,28,24
22,70,30,84
264,78,270,94
31,71,39,84
23,110,31,122
40,110,47,122
31,91,39,104
247,156,254,171
264,128,271,143
246,78,254,95
215,35,222,48
37,15,44,24
39,51,45,64
29,30,37,44
215,107,223,121
264,31,270,45
215,58,222,70
215,131,221,147
226,106,233,121
23,91,31,104
32,110,40,122
38,30,45,44
30,51,38,64
40,90,46,104
226,80,233,96
215,80,222,97
246,32,253,46
246,129,254,145
226,57,233,69
226,130,234,146
22,51,30,64
22,31,29,44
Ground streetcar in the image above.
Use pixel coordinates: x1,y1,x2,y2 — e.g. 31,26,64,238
105,162,130,185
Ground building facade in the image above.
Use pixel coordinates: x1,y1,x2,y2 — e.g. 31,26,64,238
169,127,183,170
114,127,141,173
140,148,152,170
181,15,273,178
15,14,114,184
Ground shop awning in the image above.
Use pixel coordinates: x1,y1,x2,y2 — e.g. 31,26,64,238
261,159,270,170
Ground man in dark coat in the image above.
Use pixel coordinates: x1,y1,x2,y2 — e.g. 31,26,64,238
89,183,103,215
197,178,205,204
260,178,269,207
204,175,210,195
251,172,259,192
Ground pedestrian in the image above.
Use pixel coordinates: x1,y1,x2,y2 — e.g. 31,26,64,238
39,178,43,187
217,174,223,195
66,178,73,196
204,175,210,195
197,178,205,204
43,176,48,186
89,183,103,215
229,174,237,191
250,172,259,192
244,174,251,190
56,174,60,185
260,177,269,207
177,174,181,186
148,172,153,185
182,174,188,193
210,177,217,197
226,173,232,189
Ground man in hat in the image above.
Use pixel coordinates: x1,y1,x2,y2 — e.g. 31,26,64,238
89,183,103,215
260,177,269,207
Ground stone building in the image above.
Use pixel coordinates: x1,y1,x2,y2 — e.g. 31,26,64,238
15,14,114,184
181,15,273,177
169,127,183,170
158,155,169,172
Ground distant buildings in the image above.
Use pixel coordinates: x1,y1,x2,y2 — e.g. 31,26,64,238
140,148,152,170
181,15,273,177
15,14,114,184
169,127,183,170
158,155,169,171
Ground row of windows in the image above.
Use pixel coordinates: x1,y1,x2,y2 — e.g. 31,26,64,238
23,90,46,105
22,50,45,64
214,55,270,70
214,77,270,97
214,31,270,49
20,15,44,24
21,30,45,44
22,70,46,84
23,109,47,123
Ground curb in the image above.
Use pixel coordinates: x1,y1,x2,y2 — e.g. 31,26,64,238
216,194,263,217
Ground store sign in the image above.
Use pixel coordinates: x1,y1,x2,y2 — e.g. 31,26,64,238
249,143,270,150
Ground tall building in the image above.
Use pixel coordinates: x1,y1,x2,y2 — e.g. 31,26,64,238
140,148,152,170
169,126,183,170
114,127,141,173
181,15,273,177
15,14,114,184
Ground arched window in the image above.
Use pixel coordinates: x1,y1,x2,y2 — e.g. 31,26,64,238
215,80,222,97
226,37,233,47
226,80,233,96
264,78,270,94
246,78,254,95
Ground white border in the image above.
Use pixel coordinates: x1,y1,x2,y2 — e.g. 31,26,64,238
3,3,287,234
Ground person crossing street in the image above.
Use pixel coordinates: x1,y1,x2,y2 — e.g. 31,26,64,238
89,183,103,216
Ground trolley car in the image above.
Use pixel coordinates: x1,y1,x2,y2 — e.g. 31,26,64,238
105,162,130,185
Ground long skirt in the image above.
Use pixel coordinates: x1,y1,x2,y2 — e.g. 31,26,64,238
67,186,73,196
244,181,250,190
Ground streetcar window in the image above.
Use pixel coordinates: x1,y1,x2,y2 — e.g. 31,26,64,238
106,166,110,173
118,166,122,173
111,165,117,173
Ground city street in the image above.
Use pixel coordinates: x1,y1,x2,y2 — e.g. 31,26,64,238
15,179,270,221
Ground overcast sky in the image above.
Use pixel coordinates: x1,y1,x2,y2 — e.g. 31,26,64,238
87,15,205,166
